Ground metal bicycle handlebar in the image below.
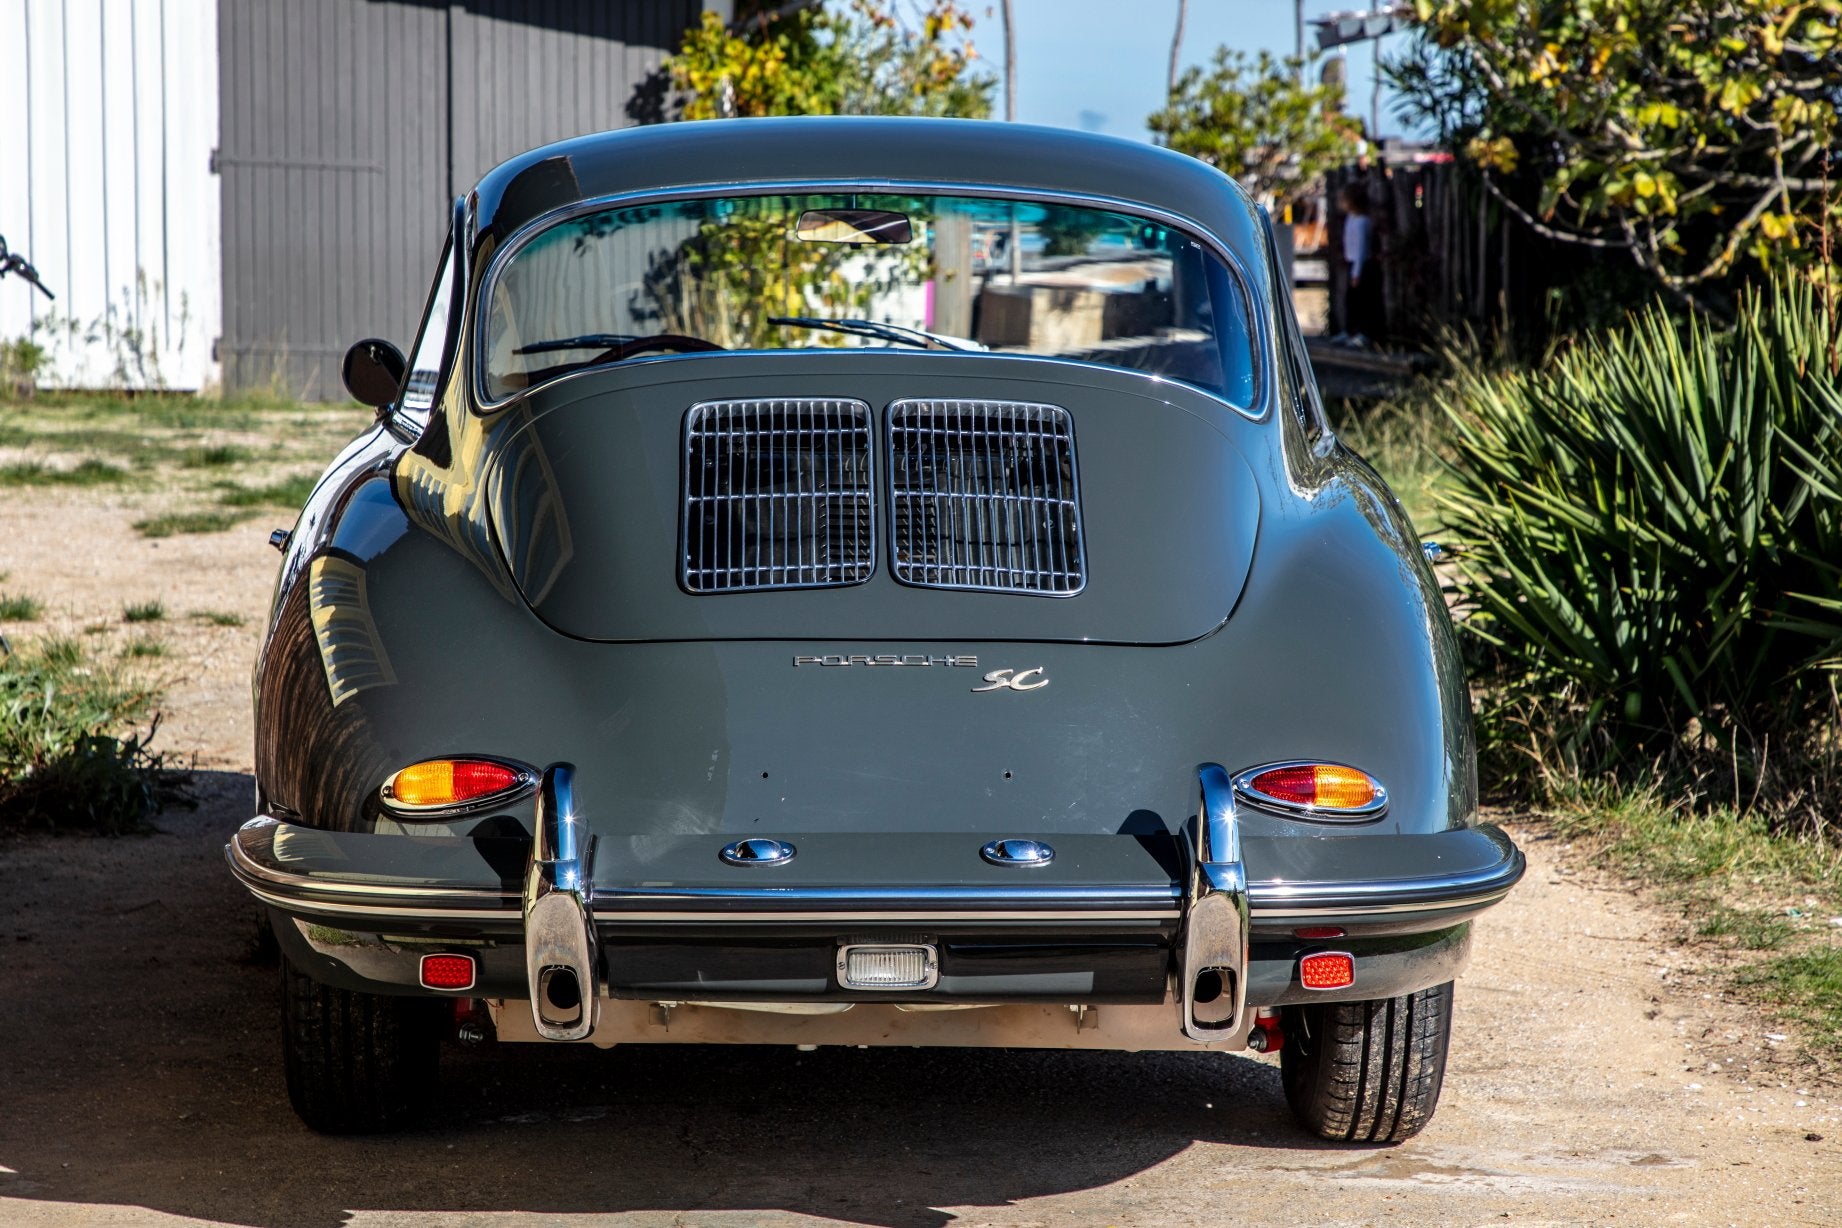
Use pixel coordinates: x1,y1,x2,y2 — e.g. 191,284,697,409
0,234,55,300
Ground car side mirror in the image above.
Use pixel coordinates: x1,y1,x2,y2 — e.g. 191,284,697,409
342,338,407,409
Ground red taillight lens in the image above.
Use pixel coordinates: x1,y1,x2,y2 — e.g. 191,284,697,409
1299,951,1355,991
419,953,477,991
1242,763,1384,813
385,758,526,810
1293,926,1346,940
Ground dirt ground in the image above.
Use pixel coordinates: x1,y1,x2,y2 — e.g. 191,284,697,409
3,472,1841,1227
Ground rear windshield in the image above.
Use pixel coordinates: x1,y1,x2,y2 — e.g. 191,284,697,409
479,192,1257,406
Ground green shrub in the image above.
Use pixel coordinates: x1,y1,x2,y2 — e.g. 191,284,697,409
1438,277,1842,823
0,638,173,833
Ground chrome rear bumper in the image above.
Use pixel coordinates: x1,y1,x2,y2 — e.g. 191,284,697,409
228,766,1524,1044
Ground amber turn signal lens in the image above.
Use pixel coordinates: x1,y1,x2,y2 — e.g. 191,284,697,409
1246,764,1382,811
1299,951,1355,991
386,758,524,809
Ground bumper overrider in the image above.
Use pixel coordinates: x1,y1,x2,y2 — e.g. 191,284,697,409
228,764,1524,1051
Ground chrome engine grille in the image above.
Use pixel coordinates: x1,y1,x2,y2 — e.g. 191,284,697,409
681,398,875,592
887,399,1085,595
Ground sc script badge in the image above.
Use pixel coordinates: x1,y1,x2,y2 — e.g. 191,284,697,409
971,667,1049,693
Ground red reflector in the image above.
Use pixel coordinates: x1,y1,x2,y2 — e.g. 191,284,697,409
419,953,476,991
1293,926,1346,940
1299,951,1355,991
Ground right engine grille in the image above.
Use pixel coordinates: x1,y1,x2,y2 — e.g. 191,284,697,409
681,398,876,593
887,399,1086,595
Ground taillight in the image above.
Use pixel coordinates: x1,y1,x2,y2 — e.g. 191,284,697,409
382,757,534,812
1299,951,1355,991
1233,762,1386,818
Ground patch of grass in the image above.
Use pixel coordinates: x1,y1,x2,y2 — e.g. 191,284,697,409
1548,788,1842,1061
0,593,44,621
215,473,317,509
133,509,257,538
121,638,167,659
0,636,172,834
122,601,166,623
179,444,252,468
0,457,130,486
1738,951,1842,1055
189,610,246,627
1551,787,1842,897
38,637,83,668
1692,903,1796,951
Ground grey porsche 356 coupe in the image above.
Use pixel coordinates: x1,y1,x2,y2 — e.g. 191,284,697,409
229,117,1523,1141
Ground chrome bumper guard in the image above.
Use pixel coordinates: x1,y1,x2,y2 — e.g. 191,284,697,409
1177,763,1248,1043
522,763,599,1041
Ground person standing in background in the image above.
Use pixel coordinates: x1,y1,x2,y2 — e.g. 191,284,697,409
1338,184,1380,348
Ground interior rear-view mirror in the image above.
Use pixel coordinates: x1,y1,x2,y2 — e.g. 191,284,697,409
794,209,913,245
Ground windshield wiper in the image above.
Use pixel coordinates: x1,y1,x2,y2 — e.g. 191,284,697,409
514,333,636,355
769,316,978,352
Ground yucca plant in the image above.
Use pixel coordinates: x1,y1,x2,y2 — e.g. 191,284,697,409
1437,276,1842,784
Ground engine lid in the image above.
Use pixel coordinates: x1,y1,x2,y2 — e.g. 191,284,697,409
484,354,1260,646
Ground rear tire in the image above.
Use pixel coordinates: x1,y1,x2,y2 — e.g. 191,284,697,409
280,955,443,1133
1279,981,1454,1143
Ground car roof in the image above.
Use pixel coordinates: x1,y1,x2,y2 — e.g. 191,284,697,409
469,116,1270,273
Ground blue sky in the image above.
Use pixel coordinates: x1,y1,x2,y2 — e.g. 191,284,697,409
1003,0,1415,143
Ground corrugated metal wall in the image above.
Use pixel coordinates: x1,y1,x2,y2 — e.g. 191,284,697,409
0,0,222,391
217,0,703,398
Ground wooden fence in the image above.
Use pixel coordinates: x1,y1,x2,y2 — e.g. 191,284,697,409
1324,160,1612,352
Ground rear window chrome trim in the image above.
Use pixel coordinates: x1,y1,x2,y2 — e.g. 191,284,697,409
472,179,1272,421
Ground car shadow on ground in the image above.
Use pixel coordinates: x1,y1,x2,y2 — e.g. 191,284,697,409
0,771,1372,1228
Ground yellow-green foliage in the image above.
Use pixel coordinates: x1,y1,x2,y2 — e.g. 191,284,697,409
1148,48,1362,210
1395,1,1842,293
667,1,994,121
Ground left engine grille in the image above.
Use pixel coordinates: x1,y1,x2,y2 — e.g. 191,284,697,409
681,398,876,592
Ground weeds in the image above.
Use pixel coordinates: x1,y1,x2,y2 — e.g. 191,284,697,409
122,601,166,623
0,593,44,622
1738,952,1842,1056
0,458,131,486
189,610,245,627
0,637,176,833
121,639,167,660
133,510,257,538
180,444,252,468
215,474,317,509
1543,787,1842,1060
